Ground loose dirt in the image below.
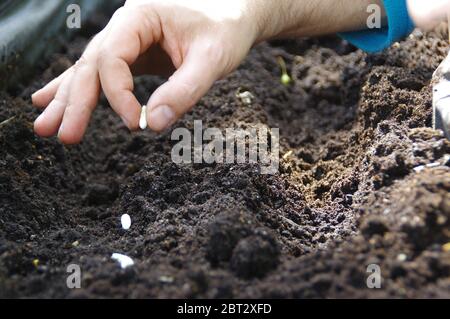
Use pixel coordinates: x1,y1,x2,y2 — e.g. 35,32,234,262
0,15,449,298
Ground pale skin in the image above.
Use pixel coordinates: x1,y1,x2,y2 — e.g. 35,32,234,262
407,0,450,30
31,0,445,145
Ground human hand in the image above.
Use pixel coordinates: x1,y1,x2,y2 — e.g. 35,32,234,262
32,0,262,144
32,0,382,144
407,0,450,30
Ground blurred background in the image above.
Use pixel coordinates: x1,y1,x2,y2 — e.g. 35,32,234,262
0,0,120,89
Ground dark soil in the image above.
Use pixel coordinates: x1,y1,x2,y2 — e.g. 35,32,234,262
0,15,449,298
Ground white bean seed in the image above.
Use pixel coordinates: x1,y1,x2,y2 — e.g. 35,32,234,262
121,214,131,230
139,105,148,130
111,253,134,269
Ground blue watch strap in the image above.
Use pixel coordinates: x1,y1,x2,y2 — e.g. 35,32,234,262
339,0,415,53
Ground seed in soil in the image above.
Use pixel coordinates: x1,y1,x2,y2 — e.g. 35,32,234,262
159,275,174,284
236,90,254,105
121,214,131,230
111,253,134,269
282,150,293,160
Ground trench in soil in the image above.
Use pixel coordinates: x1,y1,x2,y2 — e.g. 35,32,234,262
0,15,449,298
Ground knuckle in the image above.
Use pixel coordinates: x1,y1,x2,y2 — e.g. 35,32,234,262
203,41,227,64
201,40,234,75
73,56,88,71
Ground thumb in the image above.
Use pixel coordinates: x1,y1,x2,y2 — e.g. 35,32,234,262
146,44,225,132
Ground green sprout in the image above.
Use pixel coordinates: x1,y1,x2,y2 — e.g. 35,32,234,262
277,56,292,86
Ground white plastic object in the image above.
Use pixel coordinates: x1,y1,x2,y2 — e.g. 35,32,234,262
432,52,450,139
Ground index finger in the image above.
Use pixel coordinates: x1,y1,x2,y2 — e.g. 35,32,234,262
96,7,159,130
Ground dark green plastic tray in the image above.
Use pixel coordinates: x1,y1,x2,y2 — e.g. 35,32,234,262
0,0,119,89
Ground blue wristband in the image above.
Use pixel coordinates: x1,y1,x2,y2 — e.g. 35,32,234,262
339,0,415,53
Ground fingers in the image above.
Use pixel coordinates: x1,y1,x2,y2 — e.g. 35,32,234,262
98,56,141,130
97,7,158,131
32,7,144,143
31,30,107,110
146,44,223,132
32,68,71,108
34,69,74,137
57,58,101,145
33,2,226,141
32,31,107,141
57,47,104,144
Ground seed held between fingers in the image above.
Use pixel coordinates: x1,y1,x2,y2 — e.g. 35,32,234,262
139,105,148,130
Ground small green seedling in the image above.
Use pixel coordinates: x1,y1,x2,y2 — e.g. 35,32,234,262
277,56,292,86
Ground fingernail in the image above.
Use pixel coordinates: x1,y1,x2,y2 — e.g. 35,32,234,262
57,123,64,139
31,89,41,97
35,113,43,123
148,105,175,131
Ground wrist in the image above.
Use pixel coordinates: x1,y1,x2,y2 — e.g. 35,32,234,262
243,0,286,43
247,0,387,43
